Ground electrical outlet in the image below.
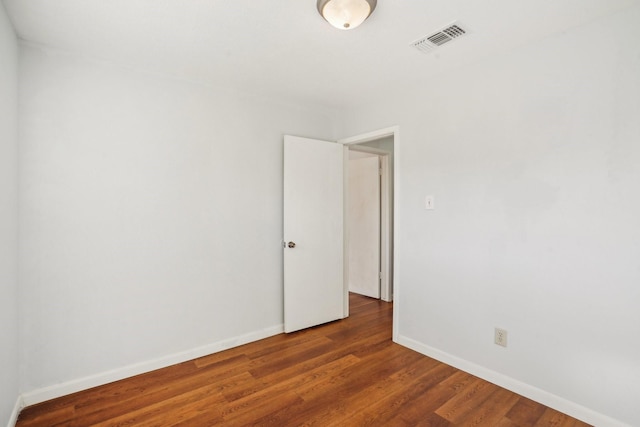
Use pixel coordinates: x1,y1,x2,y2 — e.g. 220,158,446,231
495,328,507,347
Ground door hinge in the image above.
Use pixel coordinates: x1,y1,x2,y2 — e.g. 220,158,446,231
379,272,383,280
379,168,383,176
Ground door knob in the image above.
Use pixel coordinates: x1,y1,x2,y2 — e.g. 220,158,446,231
287,241,296,248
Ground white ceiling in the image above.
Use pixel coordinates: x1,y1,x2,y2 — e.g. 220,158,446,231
3,0,637,109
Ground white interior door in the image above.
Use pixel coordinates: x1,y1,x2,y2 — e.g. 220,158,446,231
348,153,381,298
283,135,345,333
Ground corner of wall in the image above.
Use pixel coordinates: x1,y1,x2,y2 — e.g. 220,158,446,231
0,2,20,427
6,395,23,427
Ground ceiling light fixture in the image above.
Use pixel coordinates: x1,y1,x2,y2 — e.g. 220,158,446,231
317,0,377,30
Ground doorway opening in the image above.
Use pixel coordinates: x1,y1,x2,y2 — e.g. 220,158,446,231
347,140,393,301
282,127,399,340
341,127,396,338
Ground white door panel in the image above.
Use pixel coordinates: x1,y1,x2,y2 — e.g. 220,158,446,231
283,135,345,333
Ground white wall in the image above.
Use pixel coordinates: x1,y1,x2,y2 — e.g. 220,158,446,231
0,3,20,426
18,44,338,396
342,6,640,427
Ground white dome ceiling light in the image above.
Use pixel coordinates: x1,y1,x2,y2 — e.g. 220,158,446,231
317,0,377,30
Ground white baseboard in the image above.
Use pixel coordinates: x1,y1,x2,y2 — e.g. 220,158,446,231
21,324,284,407
396,335,630,427
7,395,23,427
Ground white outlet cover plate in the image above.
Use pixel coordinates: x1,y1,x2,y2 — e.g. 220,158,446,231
495,328,508,347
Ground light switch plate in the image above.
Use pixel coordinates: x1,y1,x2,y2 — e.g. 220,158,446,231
425,195,435,210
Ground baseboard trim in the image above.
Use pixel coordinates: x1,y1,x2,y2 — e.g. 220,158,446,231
7,394,23,427
21,324,284,407
396,335,630,427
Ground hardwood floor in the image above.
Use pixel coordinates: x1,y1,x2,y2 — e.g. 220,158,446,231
17,294,591,426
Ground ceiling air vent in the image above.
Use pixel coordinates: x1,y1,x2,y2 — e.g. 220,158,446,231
411,22,468,54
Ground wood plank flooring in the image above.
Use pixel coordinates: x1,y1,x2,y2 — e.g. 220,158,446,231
17,294,592,426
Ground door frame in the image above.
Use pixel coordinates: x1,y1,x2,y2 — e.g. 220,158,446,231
339,126,400,342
